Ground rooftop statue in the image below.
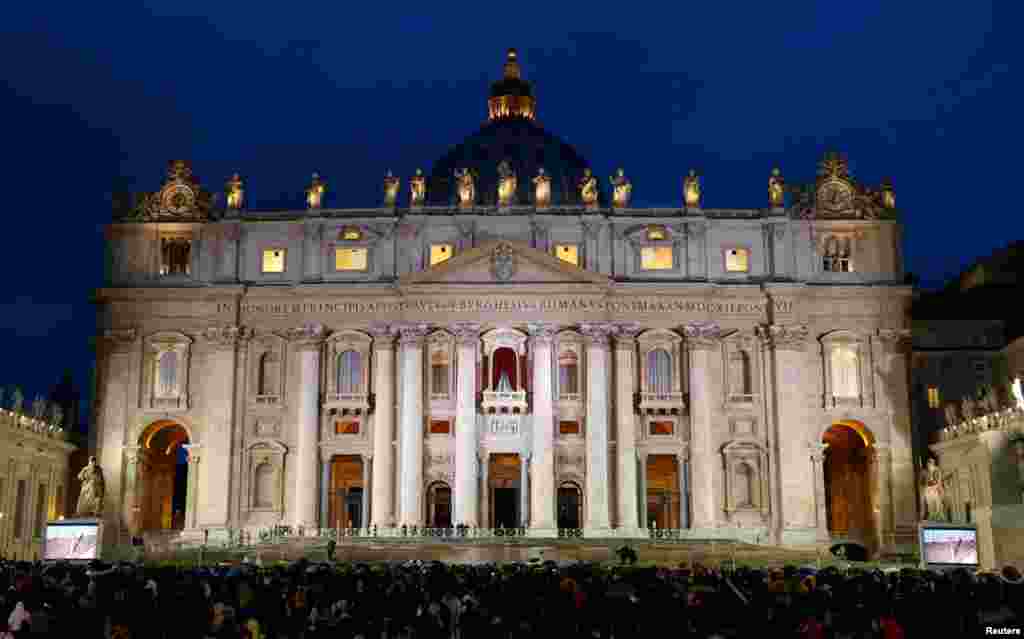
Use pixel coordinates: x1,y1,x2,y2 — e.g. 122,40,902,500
684,169,701,208
11,387,23,416
532,167,551,208
225,173,244,210
409,168,426,206
455,168,476,208
1012,377,1024,410
768,168,785,208
306,173,326,209
578,168,598,207
76,456,105,517
31,395,46,421
497,161,517,207
961,395,977,422
944,402,959,428
609,168,631,208
383,170,401,207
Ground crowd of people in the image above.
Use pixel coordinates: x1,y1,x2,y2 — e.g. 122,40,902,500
0,555,1021,638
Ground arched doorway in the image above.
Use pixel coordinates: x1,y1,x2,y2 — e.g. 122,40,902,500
823,422,874,543
557,481,582,529
137,420,190,532
425,481,452,528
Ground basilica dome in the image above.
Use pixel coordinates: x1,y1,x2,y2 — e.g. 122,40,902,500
426,49,593,207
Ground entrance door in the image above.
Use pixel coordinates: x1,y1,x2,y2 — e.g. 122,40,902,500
557,483,582,529
493,488,517,528
345,488,363,529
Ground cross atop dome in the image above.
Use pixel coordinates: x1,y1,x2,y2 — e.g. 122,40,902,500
488,48,536,121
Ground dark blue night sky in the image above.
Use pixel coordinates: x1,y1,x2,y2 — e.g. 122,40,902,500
1,2,1019,420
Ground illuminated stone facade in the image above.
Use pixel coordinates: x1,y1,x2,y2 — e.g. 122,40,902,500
94,51,916,554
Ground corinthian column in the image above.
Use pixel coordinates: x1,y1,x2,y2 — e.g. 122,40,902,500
580,322,614,536
685,322,725,530
876,328,916,538
613,323,642,535
397,324,430,526
452,322,482,526
759,324,812,544
287,324,325,529
198,325,250,529
527,322,558,536
369,324,397,527
809,443,829,542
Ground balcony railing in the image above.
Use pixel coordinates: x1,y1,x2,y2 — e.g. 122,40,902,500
254,394,280,405
558,392,582,402
638,391,685,413
481,389,528,412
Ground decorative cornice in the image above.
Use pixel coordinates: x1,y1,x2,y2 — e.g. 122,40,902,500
368,323,397,346
578,321,615,347
397,323,432,345
526,322,559,344
101,329,138,353
451,322,483,346
758,324,810,351
285,323,327,348
123,445,143,465
201,325,252,350
682,321,723,350
613,322,643,345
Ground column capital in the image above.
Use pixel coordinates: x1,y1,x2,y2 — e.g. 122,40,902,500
756,324,810,352
876,328,912,354
451,322,483,345
676,448,690,463
526,322,559,344
396,323,432,346
636,449,648,462
871,444,892,460
612,322,643,345
285,323,327,349
368,322,397,345
362,452,374,462
123,445,143,465
808,442,828,463
682,321,724,350
579,321,615,347
183,444,201,465
201,325,253,350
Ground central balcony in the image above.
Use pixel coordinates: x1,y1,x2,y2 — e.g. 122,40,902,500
324,391,371,415
638,391,686,415
481,390,528,414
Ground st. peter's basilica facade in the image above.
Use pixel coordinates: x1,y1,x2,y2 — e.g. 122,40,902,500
94,50,916,553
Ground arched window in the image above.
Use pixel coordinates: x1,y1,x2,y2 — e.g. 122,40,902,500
157,351,178,397
646,349,673,395
254,463,275,508
735,463,755,507
558,351,579,397
729,351,752,396
830,346,860,398
337,350,362,395
258,352,280,396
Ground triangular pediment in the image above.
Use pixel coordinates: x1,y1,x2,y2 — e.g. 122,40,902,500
399,240,610,286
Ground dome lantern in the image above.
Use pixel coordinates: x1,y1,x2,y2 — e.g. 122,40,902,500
488,48,536,121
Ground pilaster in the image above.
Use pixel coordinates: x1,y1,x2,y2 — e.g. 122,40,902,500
613,322,642,535
286,324,326,529
684,322,726,529
876,328,917,533
452,322,482,526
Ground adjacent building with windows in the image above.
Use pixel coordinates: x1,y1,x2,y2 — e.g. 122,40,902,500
94,49,915,555
0,404,75,560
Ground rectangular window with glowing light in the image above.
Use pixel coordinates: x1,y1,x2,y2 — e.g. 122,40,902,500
261,248,286,273
640,246,673,270
335,248,368,271
555,244,579,266
650,421,675,436
430,244,453,266
725,248,749,273
927,386,940,409
559,421,580,435
335,421,360,435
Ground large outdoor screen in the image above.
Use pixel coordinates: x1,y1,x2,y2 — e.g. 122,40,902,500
43,522,100,560
920,526,978,566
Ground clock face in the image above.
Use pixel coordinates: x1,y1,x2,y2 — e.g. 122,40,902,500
162,185,195,215
817,181,852,214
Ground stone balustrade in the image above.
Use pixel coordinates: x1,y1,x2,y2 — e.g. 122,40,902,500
0,408,68,440
937,407,1024,442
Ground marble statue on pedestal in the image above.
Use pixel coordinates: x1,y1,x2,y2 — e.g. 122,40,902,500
769,168,785,208
609,168,631,208
409,168,426,206
76,456,105,517
532,167,551,207
383,170,400,206
497,160,517,206
684,169,701,208
920,457,944,521
578,168,598,206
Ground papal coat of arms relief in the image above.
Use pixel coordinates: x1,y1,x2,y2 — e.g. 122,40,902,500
491,243,516,281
